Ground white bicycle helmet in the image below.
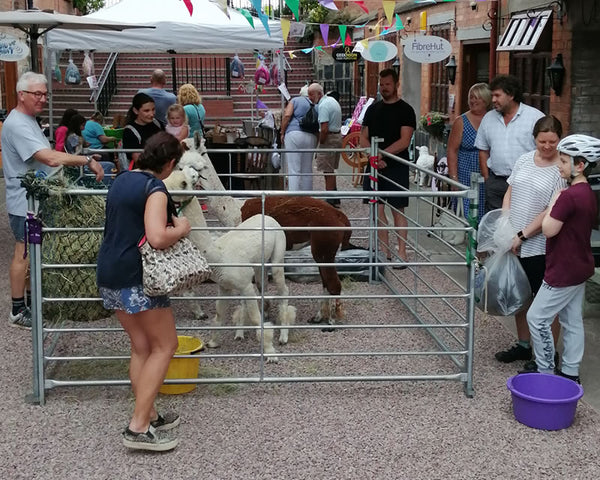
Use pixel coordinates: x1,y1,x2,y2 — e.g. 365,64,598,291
556,134,600,164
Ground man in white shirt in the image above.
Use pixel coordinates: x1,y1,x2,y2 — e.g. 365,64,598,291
1,72,104,329
315,88,343,207
474,75,544,212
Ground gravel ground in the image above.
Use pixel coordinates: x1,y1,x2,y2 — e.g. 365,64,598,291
1,173,600,479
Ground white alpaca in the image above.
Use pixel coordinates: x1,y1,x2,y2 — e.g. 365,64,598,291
164,169,296,362
415,146,435,187
180,135,243,227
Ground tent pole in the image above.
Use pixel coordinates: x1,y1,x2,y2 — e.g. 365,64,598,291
44,35,54,141
30,29,39,72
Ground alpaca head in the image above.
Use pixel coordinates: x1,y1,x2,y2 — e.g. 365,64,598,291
416,146,429,156
164,166,199,201
178,147,215,192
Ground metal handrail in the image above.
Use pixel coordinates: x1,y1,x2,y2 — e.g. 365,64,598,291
89,52,119,115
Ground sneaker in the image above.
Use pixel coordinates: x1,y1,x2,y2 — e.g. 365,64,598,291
150,412,180,432
122,425,178,452
518,360,539,374
556,370,581,384
495,343,532,363
9,307,32,330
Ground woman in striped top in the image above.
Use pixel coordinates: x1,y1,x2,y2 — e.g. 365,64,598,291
494,115,567,366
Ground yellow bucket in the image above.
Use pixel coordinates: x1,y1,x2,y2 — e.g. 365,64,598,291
159,336,203,395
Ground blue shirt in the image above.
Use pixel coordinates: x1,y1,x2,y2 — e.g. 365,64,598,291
82,120,106,150
97,171,167,288
286,96,316,134
138,87,176,127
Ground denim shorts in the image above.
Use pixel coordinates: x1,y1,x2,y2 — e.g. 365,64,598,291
99,285,170,314
8,214,26,243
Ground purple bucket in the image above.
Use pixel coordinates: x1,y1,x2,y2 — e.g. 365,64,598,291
507,373,584,430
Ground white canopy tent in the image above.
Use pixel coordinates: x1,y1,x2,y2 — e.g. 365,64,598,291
46,0,284,53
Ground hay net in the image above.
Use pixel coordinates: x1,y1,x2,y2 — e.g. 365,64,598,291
22,170,111,323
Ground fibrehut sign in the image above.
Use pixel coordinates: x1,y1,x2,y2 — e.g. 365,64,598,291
404,35,452,64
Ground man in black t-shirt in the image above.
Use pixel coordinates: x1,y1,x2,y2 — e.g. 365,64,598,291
360,68,416,265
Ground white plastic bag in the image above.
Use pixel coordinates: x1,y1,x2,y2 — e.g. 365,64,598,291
475,208,532,315
82,51,94,77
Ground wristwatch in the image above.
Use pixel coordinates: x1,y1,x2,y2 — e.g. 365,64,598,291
517,230,527,241
85,155,93,165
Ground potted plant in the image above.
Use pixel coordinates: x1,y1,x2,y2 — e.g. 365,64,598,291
420,112,448,140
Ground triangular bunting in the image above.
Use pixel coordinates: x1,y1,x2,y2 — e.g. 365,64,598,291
318,0,338,10
338,25,347,45
258,11,271,36
344,33,352,46
320,24,329,46
281,18,290,44
354,1,369,14
182,0,193,16
396,14,404,30
383,1,395,25
256,99,268,109
238,9,255,29
285,0,300,21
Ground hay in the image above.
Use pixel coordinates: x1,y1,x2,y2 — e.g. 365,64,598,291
22,170,111,323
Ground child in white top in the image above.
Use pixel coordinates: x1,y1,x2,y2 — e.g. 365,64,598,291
165,104,189,142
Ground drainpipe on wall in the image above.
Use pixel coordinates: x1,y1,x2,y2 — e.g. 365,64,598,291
489,0,498,80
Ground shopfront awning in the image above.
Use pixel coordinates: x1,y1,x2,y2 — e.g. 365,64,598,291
497,10,553,51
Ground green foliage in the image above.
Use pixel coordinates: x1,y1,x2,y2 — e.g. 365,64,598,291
72,0,105,15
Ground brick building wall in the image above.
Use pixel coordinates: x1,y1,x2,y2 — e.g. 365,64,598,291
0,0,73,12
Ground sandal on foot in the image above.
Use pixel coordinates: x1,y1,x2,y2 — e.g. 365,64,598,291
150,412,180,431
122,426,178,452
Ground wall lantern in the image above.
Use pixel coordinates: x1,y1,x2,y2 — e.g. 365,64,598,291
357,57,365,77
547,53,566,96
445,55,457,85
392,57,400,75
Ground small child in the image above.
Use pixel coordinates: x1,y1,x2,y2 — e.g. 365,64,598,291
165,104,189,142
526,134,600,383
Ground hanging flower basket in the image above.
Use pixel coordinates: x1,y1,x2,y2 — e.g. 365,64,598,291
420,112,448,140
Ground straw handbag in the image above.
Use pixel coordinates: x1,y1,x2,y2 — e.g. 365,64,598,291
138,234,211,297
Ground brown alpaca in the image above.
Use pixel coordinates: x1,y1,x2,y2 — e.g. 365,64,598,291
242,195,358,326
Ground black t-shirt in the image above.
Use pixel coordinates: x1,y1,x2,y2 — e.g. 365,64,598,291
362,98,416,160
122,119,163,159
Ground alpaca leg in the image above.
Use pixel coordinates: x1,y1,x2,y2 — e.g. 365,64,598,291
242,284,278,363
233,303,247,340
206,290,228,348
271,264,293,345
253,266,271,312
308,266,341,327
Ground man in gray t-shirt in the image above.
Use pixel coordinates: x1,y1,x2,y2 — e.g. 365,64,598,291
138,69,176,127
1,72,105,329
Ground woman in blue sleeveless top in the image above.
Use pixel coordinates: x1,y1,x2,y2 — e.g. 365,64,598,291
447,83,492,222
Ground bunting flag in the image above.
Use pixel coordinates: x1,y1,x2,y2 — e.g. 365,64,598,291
318,0,338,10
238,9,255,29
182,0,193,16
338,25,347,45
211,0,229,18
420,11,427,31
301,47,314,54
375,23,380,38
320,24,329,46
396,14,404,30
250,0,262,14
354,1,369,14
345,33,352,46
281,18,290,44
289,51,296,58
383,1,395,25
315,46,324,52
256,99,268,110
258,11,271,36
285,0,300,21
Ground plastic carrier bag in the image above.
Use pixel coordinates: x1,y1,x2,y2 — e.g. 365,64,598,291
82,51,94,77
231,54,245,78
254,60,270,85
475,209,532,316
269,61,280,86
65,58,81,85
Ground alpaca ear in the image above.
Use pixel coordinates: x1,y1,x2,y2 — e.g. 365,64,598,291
194,131,201,150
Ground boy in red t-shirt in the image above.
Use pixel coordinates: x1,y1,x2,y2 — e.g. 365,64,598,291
526,134,600,383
